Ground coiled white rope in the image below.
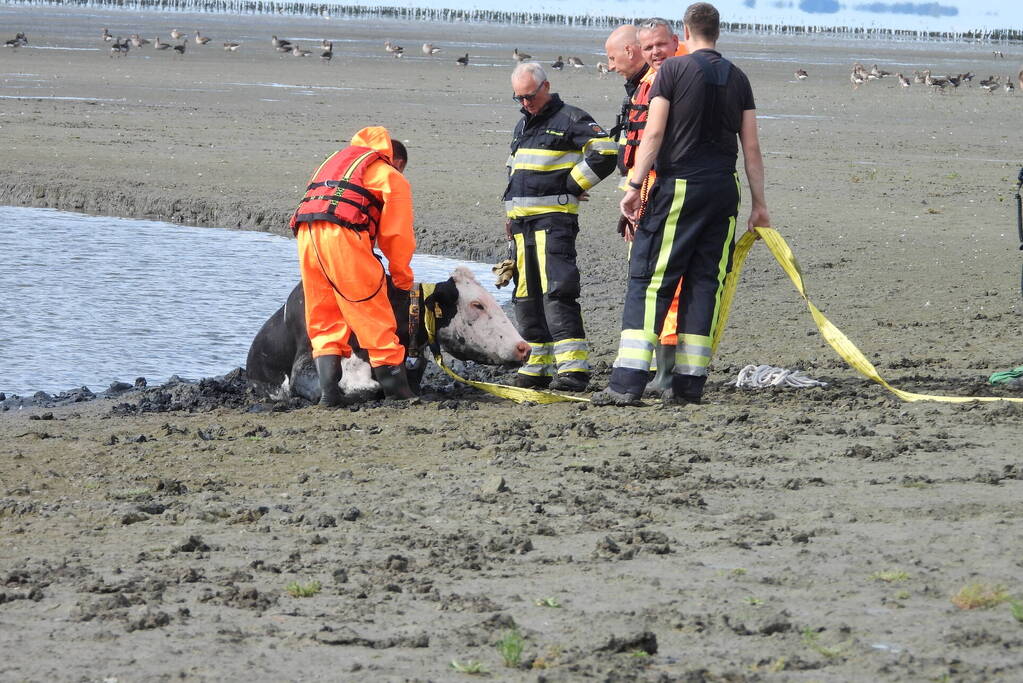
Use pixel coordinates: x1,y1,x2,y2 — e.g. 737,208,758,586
733,364,828,389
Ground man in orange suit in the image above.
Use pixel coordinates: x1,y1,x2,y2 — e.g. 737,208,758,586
290,126,416,405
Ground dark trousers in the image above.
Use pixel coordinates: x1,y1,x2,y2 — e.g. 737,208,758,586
510,214,589,377
609,174,739,395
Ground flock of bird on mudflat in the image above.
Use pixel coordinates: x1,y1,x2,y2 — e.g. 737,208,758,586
794,59,1022,95
5,27,1021,91
3,27,611,72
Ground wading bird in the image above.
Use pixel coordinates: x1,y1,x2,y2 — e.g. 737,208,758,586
456,53,468,67
512,48,530,62
194,30,210,46
422,42,441,55
567,56,584,68
550,56,564,70
794,68,808,80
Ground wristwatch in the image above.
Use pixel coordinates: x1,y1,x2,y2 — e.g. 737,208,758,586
627,179,643,190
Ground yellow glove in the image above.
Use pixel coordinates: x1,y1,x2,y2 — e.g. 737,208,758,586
492,259,516,289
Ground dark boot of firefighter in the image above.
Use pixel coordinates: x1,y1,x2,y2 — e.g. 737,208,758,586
504,62,618,390
315,355,343,407
373,364,416,399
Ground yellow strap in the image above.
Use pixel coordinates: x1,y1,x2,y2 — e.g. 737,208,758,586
419,282,586,404
716,227,1023,404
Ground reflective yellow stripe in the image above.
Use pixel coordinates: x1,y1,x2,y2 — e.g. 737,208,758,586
643,179,686,330
506,205,579,218
571,163,601,192
536,229,548,293
513,232,528,298
511,148,583,173
708,175,739,338
582,136,616,154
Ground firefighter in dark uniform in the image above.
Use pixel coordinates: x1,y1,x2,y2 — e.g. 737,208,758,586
505,62,618,391
594,2,770,406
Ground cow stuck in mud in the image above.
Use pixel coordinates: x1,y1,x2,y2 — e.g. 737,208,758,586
246,267,529,402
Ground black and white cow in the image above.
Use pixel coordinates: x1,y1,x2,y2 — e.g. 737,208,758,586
246,267,530,402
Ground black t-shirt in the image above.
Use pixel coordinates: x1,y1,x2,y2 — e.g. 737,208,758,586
649,48,755,179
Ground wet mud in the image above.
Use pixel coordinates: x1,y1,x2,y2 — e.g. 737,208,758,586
3,6,1023,681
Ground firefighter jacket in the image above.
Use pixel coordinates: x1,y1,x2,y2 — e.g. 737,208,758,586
504,94,617,220
292,126,415,292
612,63,649,178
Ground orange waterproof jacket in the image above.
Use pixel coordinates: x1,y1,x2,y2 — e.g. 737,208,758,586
291,146,385,234
294,126,415,291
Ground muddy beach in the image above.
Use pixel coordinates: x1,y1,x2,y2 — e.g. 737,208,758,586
3,5,1023,681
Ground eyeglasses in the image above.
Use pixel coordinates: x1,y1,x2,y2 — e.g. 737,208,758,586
512,81,546,103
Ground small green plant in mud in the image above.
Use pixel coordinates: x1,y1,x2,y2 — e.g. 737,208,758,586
730,568,747,577
285,580,321,598
497,629,524,668
871,569,910,583
450,659,488,675
894,589,911,601
801,627,848,659
629,649,651,658
535,597,561,608
945,171,960,180
951,582,1008,610
1009,600,1023,623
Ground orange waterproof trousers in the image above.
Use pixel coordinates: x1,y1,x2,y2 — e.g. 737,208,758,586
297,221,405,367
659,281,681,346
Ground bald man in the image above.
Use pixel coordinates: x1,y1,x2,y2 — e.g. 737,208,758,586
605,24,650,187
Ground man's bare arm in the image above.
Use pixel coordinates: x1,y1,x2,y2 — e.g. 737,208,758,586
739,108,770,233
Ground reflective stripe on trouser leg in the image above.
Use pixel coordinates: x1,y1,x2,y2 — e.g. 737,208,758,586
612,328,657,371
553,338,589,374
512,222,553,378
519,341,554,377
675,333,713,376
673,173,740,377
609,179,688,395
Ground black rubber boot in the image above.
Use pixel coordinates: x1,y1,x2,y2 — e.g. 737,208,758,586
510,373,552,389
644,344,676,396
373,364,417,399
549,372,590,391
314,355,343,408
665,373,707,405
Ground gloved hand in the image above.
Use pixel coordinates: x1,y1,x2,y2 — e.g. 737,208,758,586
492,259,516,288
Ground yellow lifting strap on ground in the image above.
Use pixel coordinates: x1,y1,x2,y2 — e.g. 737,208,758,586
429,351,589,404
716,227,1023,404
418,282,587,404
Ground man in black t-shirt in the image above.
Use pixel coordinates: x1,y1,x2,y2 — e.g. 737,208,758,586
593,2,770,406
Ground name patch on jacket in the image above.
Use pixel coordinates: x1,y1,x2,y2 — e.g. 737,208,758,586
545,129,565,136
589,123,608,136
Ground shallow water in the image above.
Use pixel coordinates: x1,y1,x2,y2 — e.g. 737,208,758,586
0,207,508,396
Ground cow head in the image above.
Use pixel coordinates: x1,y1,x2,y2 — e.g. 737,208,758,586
428,267,529,367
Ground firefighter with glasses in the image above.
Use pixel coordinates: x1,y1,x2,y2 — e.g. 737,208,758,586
504,62,618,391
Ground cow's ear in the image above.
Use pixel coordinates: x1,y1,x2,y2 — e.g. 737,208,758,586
427,278,458,320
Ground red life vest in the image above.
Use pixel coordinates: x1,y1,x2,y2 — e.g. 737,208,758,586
290,146,385,235
621,78,652,169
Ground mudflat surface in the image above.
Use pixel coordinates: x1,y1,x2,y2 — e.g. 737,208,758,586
2,6,1023,681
